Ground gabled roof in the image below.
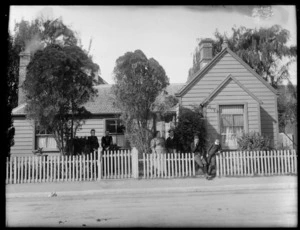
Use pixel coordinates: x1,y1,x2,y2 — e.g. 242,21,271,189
176,47,278,97
202,74,263,105
12,83,185,116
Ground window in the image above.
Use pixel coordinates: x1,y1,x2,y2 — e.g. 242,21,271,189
35,126,58,150
105,119,125,147
219,105,244,149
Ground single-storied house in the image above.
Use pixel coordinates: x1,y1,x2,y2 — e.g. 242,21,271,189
11,51,183,155
11,39,279,155
175,39,279,149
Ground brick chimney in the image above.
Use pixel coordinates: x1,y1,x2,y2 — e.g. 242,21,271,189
18,51,31,105
199,38,213,69
222,39,228,50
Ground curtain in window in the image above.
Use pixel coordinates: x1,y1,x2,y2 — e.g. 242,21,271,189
37,136,57,149
220,105,244,149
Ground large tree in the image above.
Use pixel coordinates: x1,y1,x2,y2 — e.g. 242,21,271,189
188,25,297,88
112,50,169,153
23,44,99,155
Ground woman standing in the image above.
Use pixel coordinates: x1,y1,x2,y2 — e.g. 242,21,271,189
150,131,166,176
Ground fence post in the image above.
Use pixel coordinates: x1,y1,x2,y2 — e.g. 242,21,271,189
131,147,139,179
293,150,297,174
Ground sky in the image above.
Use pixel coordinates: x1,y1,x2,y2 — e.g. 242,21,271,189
8,5,297,84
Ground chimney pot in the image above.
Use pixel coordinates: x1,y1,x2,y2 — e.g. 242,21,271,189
222,40,228,49
199,38,213,69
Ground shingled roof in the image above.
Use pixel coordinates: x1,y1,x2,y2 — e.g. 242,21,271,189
12,83,185,116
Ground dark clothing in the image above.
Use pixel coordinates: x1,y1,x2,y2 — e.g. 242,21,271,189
190,142,206,158
101,135,113,150
191,142,207,174
207,143,221,164
194,154,207,174
166,136,179,153
87,136,99,153
206,143,221,176
207,155,217,176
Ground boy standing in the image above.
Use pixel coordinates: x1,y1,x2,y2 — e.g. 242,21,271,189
191,134,207,176
206,139,222,180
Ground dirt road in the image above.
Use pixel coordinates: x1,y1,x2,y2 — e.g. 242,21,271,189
6,187,297,227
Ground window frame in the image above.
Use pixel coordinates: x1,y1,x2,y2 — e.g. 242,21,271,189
34,124,59,152
105,118,126,148
216,102,248,150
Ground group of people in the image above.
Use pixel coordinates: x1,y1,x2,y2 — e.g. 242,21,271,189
88,128,222,180
150,130,222,180
87,129,113,153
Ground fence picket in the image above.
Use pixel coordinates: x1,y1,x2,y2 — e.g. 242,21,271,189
223,152,226,176
19,157,23,184
284,150,288,174
225,152,229,176
243,151,246,176
280,150,284,174
291,150,294,173
270,151,274,175
34,157,38,183
287,150,291,174
293,150,297,173
264,151,267,175
16,157,19,184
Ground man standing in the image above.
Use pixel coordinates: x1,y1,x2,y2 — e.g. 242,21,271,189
87,129,99,153
101,130,113,152
191,134,207,177
206,139,222,180
166,130,179,153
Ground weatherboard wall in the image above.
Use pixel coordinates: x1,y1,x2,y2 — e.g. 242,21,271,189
181,52,278,147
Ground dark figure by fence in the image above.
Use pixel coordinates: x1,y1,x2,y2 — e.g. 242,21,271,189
206,139,222,180
101,131,113,153
87,129,99,154
166,130,179,153
191,134,207,176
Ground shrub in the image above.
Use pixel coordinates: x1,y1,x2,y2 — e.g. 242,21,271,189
237,131,273,151
174,106,206,153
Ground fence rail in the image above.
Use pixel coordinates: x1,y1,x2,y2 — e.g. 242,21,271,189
6,150,132,184
6,149,297,184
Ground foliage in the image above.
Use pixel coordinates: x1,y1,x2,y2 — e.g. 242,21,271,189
13,17,78,54
173,106,206,153
188,25,297,88
277,81,297,132
112,50,169,153
237,131,273,151
23,44,99,155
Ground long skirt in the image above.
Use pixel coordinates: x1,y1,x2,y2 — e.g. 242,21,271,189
153,147,166,176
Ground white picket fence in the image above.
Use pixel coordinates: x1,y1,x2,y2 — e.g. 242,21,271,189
216,150,298,177
141,153,196,179
6,149,297,184
6,150,132,184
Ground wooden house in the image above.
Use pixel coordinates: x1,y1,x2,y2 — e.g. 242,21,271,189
11,38,280,155
175,39,279,150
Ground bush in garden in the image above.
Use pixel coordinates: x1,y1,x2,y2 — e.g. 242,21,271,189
173,106,206,153
237,131,273,151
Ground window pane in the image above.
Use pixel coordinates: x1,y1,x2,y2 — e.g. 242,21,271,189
233,114,244,127
220,105,243,114
37,136,57,149
221,115,233,127
219,105,244,149
106,120,117,133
